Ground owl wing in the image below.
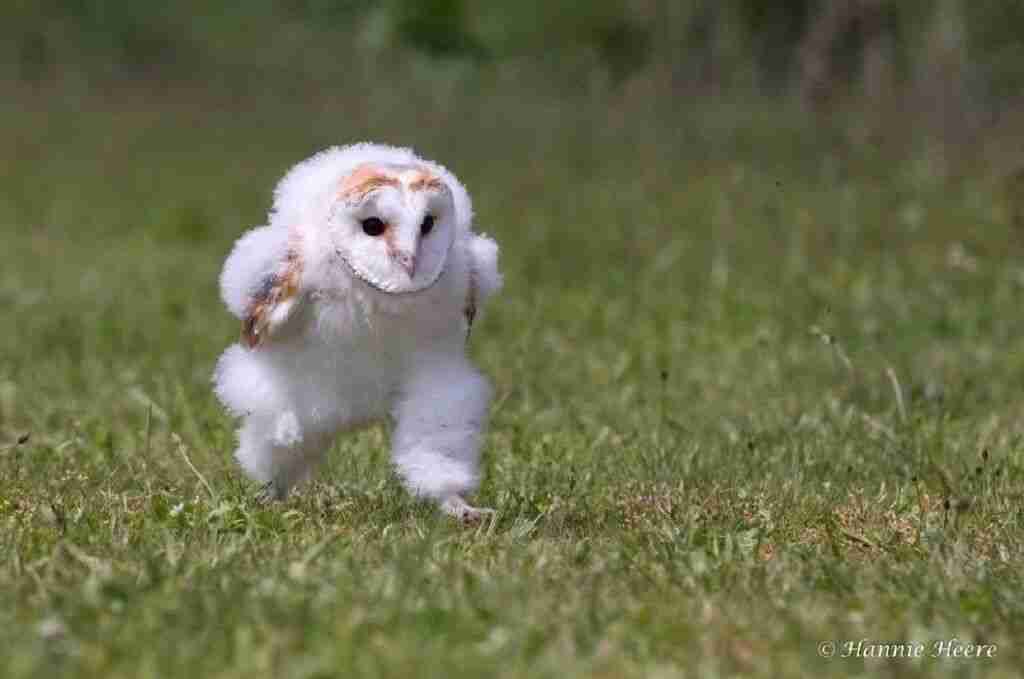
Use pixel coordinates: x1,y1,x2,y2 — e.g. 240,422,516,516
219,225,304,348
464,233,502,336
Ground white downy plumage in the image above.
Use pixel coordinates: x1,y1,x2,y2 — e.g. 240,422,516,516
213,143,501,520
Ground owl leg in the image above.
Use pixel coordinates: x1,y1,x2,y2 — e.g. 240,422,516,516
390,357,494,520
235,412,326,501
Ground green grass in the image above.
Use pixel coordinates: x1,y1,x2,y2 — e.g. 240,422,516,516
2,82,1024,678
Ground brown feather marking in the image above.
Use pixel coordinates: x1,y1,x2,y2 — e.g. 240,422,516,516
339,164,400,203
242,246,302,348
464,263,478,341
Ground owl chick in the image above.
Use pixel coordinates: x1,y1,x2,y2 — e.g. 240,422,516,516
213,143,501,520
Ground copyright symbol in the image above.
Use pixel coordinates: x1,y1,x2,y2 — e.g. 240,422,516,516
819,641,836,658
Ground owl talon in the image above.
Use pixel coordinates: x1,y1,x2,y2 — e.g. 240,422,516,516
254,480,286,504
441,495,495,524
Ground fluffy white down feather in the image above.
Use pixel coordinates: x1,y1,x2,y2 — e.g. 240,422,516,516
468,233,502,303
212,143,501,519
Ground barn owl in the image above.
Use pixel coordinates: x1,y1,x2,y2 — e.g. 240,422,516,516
213,143,502,520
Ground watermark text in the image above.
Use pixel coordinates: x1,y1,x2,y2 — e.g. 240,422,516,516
817,638,997,660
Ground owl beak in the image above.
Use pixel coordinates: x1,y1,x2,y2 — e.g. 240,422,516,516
394,251,417,279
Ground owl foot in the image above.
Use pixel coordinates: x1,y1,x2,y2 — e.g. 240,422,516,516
440,495,495,524
254,480,287,504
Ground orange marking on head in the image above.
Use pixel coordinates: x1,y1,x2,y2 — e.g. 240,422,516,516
408,171,444,193
339,164,400,202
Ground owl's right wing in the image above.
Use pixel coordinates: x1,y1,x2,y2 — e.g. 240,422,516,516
464,233,502,335
219,225,304,348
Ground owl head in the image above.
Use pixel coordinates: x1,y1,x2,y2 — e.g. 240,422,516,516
270,143,473,294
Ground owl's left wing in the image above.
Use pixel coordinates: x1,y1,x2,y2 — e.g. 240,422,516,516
240,250,303,348
464,233,502,336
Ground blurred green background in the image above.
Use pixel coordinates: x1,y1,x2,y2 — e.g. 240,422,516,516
3,0,1023,249
4,0,1023,126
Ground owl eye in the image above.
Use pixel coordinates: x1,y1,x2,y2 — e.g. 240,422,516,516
361,217,386,237
420,215,435,235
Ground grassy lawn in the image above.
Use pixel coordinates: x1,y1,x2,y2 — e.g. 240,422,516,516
2,84,1023,678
